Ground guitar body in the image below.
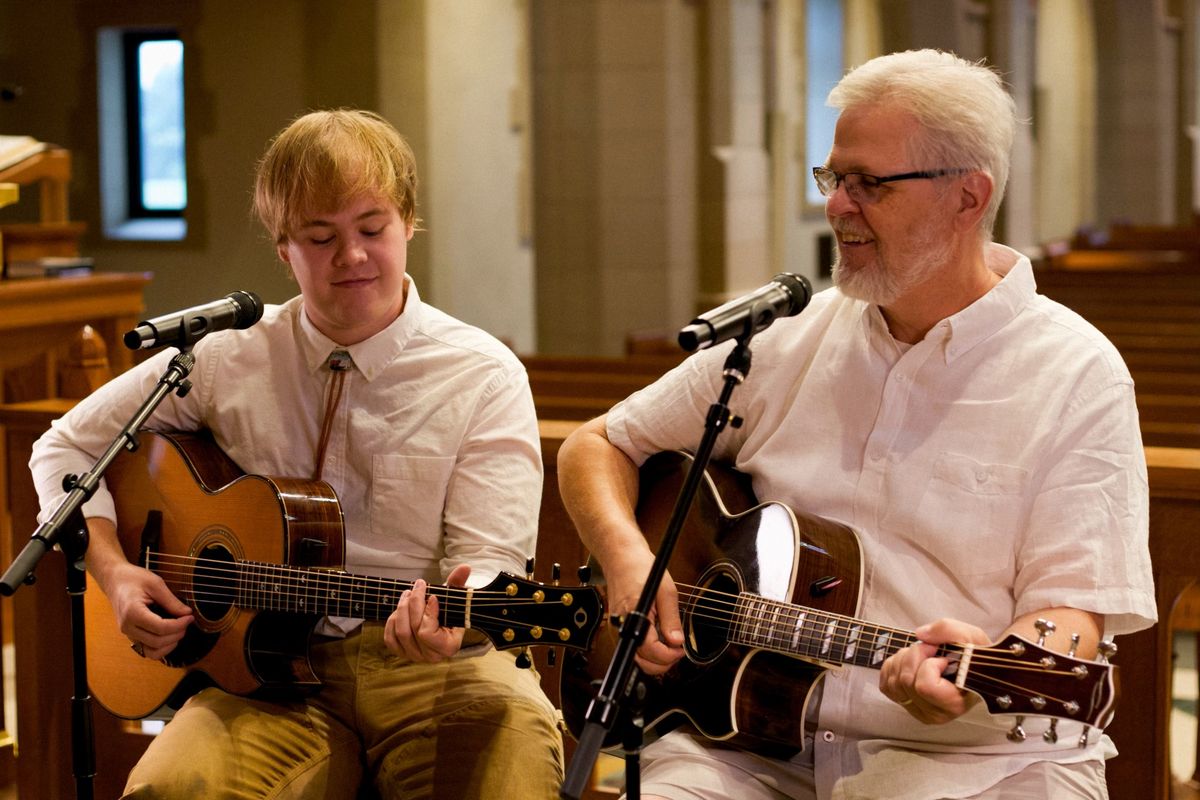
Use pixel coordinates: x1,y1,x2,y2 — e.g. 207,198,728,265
85,430,345,719
561,451,863,753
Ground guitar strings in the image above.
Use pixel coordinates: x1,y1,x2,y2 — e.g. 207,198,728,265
147,556,573,614
650,581,1101,710
140,552,584,639
136,553,1098,711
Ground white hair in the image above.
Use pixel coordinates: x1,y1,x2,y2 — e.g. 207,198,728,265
828,49,1017,238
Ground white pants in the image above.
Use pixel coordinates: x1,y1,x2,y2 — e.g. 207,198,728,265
631,728,1108,800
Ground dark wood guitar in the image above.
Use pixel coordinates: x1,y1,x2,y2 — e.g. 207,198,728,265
85,429,603,720
560,451,1120,754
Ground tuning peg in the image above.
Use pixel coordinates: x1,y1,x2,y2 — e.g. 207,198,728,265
524,557,535,579
1097,640,1118,663
515,647,532,669
1067,633,1080,658
1034,618,1056,646
1044,718,1059,744
577,564,591,584
552,563,561,586
547,649,557,667
1007,716,1026,742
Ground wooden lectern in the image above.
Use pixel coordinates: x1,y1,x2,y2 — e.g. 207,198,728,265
0,145,86,274
0,142,155,797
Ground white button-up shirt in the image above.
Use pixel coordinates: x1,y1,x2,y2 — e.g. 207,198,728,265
31,278,542,594
606,245,1156,798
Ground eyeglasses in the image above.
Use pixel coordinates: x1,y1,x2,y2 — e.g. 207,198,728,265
812,166,966,203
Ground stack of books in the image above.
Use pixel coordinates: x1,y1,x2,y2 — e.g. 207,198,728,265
4,255,95,279
0,135,49,173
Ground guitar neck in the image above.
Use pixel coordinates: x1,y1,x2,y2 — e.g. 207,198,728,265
235,559,465,626
730,593,951,669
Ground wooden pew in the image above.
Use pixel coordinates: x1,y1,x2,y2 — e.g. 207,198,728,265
1105,447,1200,799
1072,223,1200,252
1135,372,1200,396
1034,259,1200,450
522,353,683,423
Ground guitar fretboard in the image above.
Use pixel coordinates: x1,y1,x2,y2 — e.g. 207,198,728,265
730,594,948,669
231,559,465,626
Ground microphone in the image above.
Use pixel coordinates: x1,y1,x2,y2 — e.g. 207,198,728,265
124,290,264,350
677,273,812,352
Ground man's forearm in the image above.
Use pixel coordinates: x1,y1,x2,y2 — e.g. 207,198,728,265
557,415,645,563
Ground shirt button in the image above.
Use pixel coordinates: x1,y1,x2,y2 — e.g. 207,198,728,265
821,730,836,743
893,373,906,383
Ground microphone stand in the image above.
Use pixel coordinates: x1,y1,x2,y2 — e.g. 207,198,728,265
0,341,200,800
560,321,758,800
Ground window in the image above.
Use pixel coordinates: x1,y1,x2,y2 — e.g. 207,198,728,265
125,32,186,216
804,0,843,207
98,27,187,240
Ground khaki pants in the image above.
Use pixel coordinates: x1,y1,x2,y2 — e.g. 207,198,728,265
123,622,564,799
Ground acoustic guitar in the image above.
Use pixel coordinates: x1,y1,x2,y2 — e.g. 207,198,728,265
85,429,602,720
560,451,1119,754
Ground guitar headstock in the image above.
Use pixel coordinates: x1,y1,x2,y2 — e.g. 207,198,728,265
961,633,1119,732
463,571,603,653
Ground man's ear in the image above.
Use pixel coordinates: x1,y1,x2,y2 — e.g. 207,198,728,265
276,241,291,264
956,171,994,231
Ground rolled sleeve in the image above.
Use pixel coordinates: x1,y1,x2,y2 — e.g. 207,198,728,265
1017,381,1156,635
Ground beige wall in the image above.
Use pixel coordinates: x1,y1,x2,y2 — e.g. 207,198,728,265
1,0,1197,358
531,0,702,355
1035,0,1098,243
423,0,537,351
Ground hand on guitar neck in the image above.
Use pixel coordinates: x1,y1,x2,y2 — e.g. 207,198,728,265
84,516,194,662
384,564,472,663
880,608,1103,726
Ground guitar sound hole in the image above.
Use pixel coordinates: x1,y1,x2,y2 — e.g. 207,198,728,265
193,543,237,623
161,625,220,670
685,569,740,664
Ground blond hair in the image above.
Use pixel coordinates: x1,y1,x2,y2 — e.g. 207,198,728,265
254,109,418,242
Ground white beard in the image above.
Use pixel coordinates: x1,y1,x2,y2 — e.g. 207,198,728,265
832,224,955,307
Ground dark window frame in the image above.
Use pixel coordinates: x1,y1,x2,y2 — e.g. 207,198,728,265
122,29,186,219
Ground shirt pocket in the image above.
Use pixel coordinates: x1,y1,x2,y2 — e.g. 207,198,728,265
370,454,457,557
913,451,1030,578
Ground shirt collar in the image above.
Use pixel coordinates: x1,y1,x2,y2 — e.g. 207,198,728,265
851,243,1035,363
938,243,1034,363
297,274,424,381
